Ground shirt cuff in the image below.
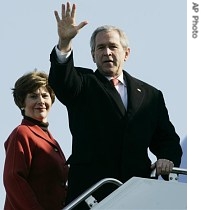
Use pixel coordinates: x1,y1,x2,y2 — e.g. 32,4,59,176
55,45,71,63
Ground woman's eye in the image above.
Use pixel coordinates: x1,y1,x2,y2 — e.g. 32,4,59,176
30,95,37,99
42,94,49,98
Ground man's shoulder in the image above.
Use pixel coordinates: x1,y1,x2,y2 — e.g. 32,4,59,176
123,71,161,94
76,67,94,74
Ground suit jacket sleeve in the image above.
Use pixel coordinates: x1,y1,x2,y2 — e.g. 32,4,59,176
49,48,93,106
149,90,182,167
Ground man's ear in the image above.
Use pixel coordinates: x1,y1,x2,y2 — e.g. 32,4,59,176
124,47,130,61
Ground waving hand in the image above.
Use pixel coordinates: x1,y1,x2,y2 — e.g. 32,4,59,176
54,2,88,52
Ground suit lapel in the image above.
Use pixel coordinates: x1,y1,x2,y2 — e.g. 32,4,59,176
95,70,126,116
123,71,144,118
21,120,59,147
106,87,126,116
29,125,58,146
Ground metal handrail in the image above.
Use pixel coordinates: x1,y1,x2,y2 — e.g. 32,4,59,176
150,167,187,178
63,178,123,210
171,167,187,175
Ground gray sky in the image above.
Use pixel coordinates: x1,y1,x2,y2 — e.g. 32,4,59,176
0,0,190,208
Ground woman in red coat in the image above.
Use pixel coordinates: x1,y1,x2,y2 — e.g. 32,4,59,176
3,70,69,210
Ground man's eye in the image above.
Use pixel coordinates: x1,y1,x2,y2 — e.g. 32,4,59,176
110,45,117,49
97,46,104,50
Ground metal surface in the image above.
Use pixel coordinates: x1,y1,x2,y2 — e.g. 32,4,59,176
63,167,187,209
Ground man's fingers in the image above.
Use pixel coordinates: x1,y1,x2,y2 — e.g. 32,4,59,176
77,21,88,30
54,11,60,22
65,2,71,17
62,4,66,19
71,3,76,18
155,159,174,175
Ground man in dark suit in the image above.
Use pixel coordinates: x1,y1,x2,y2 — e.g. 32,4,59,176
49,2,183,209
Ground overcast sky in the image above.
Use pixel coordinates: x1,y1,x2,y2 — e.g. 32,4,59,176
1,0,200,208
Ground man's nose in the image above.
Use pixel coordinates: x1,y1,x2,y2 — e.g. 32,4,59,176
103,47,112,55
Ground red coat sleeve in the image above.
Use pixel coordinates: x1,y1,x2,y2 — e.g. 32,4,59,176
3,126,44,210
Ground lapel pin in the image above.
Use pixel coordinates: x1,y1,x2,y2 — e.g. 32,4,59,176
137,88,141,92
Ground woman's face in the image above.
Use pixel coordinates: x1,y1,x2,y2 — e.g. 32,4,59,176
24,87,52,122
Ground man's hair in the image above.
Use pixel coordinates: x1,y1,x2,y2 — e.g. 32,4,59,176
90,25,129,53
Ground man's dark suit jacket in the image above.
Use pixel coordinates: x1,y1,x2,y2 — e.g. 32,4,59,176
49,49,182,205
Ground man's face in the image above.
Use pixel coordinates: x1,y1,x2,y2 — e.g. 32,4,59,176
92,30,130,77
